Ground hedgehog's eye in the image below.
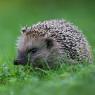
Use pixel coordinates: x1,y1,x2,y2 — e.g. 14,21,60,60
45,38,54,49
28,47,38,54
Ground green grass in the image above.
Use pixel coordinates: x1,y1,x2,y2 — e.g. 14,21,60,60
0,0,95,95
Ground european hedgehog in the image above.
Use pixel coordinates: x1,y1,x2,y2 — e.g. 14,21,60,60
14,19,93,69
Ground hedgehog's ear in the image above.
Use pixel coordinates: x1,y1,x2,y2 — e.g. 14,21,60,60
45,38,54,49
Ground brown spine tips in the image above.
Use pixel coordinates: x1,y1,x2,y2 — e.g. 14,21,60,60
21,26,32,35
21,26,27,33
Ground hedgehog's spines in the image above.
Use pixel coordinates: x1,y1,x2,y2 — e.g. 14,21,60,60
17,19,93,64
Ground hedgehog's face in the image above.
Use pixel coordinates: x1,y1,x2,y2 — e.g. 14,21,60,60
14,28,59,68
28,38,57,68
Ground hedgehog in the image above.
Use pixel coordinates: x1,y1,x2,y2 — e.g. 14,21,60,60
14,19,93,69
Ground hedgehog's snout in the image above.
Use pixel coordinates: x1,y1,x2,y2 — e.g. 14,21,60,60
14,59,26,65
14,59,19,65
14,51,28,65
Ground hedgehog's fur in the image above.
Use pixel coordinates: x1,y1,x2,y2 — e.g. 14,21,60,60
14,19,93,68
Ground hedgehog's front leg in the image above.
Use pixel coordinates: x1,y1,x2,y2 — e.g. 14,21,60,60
14,50,28,65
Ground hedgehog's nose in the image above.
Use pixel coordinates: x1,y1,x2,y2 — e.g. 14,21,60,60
14,59,25,65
